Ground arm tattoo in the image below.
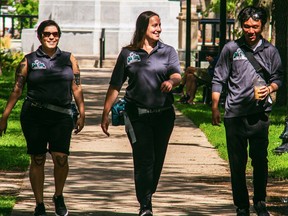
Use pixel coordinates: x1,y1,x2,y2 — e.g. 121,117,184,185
74,73,81,86
12,61,26,92
15,75,26,90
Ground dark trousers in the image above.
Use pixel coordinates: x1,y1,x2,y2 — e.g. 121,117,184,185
224,112,269,209
126,107,175,205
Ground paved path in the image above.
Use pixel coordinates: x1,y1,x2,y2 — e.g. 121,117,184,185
10,68,238,216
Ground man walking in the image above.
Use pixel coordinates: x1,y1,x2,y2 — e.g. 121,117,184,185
211,6,283,216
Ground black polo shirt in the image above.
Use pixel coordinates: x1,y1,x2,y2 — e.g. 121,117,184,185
25,46,73,108
110,41,181,108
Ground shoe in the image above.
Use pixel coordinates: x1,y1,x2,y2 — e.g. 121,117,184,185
53,194,68,216
139,200,153,216
139,207,153,216
253,201,270,216
279,120,288,139
178,95,190,104
273,142,288,155
34,203,47,216
236,208,250,216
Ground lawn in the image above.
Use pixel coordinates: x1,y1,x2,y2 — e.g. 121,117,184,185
0,73,29,216
173,87,288,179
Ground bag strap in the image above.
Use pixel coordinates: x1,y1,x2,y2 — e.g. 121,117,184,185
236,42,270,83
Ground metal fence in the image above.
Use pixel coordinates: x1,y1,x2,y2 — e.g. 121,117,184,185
0,14,38,38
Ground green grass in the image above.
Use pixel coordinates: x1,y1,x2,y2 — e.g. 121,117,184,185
174,86,288,179
0,74,29,215
0,74,29,171
0,196,16,216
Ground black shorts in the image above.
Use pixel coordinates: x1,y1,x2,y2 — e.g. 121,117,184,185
20,100,74,155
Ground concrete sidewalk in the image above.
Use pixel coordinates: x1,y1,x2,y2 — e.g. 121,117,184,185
10,68,237,216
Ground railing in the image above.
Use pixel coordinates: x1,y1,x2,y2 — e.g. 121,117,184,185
199,18,235,46
196,18,235,67
0,14,38,38
99,28,105,68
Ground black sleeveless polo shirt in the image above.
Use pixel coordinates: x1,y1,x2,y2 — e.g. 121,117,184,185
25,46,73,108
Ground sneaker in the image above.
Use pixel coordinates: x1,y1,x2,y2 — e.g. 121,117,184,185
253,201,270,216
178,95,190,104
34,203,47,216
279,121,288,139
273,142,288,155
139,208,153,216
53,195,68,216
139,201,153,216
236,208,250,216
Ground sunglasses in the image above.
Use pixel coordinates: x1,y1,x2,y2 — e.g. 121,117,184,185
251,13,260,21
42,32,59,38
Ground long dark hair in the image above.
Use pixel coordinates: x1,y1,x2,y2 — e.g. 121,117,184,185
125,11,159,50
37,20,62,39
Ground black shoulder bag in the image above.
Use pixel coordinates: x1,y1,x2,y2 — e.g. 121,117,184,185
239,46,270,82
239,46,275,105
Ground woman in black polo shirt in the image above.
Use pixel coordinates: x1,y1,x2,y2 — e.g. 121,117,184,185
0,20,85,216
101,11,181,216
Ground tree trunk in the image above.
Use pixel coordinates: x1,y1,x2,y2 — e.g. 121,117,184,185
253,0,273,40
272,0,288,106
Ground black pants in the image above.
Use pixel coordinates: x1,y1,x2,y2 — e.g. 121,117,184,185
224,112,269,209
126,105,175,205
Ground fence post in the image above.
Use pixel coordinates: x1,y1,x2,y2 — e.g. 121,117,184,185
99,28,105,68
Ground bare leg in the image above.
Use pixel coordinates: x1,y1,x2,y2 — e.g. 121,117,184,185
51,152,69,196
29,154,46,204
186,73,197,104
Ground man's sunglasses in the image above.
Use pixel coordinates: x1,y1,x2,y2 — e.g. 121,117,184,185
251,13,260,21
42,32,59,38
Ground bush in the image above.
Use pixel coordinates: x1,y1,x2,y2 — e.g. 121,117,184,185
0,49,24,77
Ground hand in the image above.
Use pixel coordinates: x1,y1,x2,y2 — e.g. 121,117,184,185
161,80,173,93
101,115,110,137
0,117,7,137
74,116,85,134
212,108,221,126
257,86,270,100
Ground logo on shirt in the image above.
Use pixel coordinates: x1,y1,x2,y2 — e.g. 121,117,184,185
233,48,247,61
31,60,46,69
127,52,141,65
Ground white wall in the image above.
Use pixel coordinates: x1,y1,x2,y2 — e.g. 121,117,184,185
21,0,180,56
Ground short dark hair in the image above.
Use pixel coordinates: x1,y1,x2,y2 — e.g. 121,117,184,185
238,6,267,27
37,20,62,38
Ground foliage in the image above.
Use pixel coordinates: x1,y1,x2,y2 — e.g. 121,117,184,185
7,0,38,30
0,49,24,77
0,196,15,216
8,0,38,15
204,0,253,18
0,71,29,171
0,54,29,215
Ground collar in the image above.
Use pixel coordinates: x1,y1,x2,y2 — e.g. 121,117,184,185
236,36,269,53
149,41,164,54
36,46,62,58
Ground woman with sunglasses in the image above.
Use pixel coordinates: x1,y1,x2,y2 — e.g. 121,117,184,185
0,20,85,216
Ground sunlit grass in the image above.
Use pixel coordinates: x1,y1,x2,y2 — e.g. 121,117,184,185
0,196,15,216
174,86,288,179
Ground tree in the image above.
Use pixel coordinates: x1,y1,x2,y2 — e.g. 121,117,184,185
272,0,288,106
7,0,38,30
